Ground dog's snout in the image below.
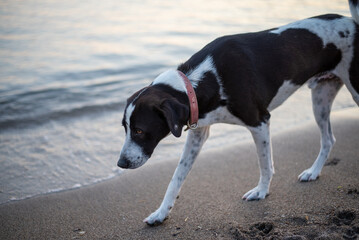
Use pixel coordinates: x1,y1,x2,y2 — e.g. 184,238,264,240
117,156,130,169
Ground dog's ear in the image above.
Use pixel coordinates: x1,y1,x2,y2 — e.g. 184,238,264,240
159,99,189,138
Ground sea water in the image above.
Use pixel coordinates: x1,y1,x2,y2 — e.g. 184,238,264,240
0,0,355,204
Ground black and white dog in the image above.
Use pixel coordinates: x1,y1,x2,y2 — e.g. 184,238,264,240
118,1,359,225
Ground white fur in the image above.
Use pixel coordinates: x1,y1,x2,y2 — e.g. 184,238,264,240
243,121,274,200
188,56,227,99
152,56,227,101
120,103,148,169
298,78,343,181
144,126,210,224
270,17,355,48
120,134,148,169
349,0,359,23
125,103,135,128
187,56,217,85
268,80,301,111
187,56,215,84
152,69,187,93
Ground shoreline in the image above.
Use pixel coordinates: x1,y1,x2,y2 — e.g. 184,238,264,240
2,106,355,206
1,108,358,239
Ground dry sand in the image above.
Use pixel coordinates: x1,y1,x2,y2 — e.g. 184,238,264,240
1,108,358,240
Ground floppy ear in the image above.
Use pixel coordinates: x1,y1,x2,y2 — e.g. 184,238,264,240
159,99,189,138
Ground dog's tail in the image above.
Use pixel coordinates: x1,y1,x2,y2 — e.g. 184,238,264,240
349,0,359,24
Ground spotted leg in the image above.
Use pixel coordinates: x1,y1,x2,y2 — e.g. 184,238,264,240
144,126,210,225
243,121,274,201
298,77,343,181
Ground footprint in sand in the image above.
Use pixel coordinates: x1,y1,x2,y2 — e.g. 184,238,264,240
332,210,356,226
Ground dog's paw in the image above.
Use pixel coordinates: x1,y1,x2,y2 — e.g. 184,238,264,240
242,186,268,201
143,208,169,226
298,169,319,182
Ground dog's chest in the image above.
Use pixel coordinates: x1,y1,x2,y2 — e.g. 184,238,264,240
198,106,245,127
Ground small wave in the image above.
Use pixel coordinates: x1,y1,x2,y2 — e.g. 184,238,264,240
0,101,126,131
0,64,168,131
52,63,167,82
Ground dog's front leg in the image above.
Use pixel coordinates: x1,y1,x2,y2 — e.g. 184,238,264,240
144,126,210,225
243,121,274,201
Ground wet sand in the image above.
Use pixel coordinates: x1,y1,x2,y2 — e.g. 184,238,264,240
1,108,358,240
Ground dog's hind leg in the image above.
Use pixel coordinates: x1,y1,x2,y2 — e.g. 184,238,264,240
144,126,210,225
243,121,274,201
298,76,343,182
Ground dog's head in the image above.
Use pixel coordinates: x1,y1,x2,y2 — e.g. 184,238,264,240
117,86,189,169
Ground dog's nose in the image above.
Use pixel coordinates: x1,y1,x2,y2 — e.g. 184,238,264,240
117,156,130,169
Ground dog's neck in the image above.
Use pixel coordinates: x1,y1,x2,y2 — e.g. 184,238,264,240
152,65,226,121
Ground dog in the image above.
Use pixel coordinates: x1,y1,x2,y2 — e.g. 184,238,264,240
118,0,359,225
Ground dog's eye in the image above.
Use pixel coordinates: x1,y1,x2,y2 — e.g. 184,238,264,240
134,129,143,135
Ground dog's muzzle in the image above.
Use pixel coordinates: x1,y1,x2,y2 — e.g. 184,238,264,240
117,156,131,169
117,152,149,169
118,137,150,169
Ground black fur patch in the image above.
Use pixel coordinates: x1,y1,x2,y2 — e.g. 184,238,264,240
176,22,343,126
310,14,344,21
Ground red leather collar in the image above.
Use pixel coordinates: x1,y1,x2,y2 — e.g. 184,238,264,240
177,71,198,129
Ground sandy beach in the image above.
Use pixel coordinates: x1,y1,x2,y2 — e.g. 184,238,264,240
1,108,358,240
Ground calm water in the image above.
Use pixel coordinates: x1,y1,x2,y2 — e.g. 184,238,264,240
0,0,355,204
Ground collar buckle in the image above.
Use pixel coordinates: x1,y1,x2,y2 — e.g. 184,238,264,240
184,122,198,131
